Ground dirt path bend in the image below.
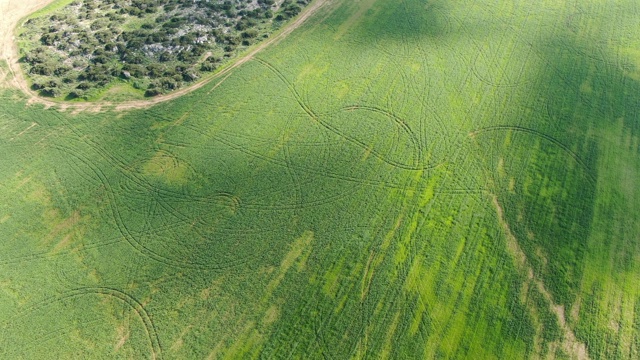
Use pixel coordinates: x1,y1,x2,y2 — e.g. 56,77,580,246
0,0,54,84
0,0,330,112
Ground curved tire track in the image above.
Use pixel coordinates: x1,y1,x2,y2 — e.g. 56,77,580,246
469,125,596,184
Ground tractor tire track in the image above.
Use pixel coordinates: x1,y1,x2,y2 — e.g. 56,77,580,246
469,125,596,184
0,287,162,359
254,57,441,171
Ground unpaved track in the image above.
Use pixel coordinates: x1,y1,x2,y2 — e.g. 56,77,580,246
492,195,589,360
0,0,330,112
0,0,54,87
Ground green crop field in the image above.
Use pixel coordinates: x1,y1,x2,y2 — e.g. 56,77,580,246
1,0,639,358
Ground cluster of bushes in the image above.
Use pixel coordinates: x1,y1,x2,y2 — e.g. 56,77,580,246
19,0,311,99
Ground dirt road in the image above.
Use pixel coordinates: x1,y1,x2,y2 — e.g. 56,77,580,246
0,0,54,89
0,0,329,112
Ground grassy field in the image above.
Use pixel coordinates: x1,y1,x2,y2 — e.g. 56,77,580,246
1,0,639,358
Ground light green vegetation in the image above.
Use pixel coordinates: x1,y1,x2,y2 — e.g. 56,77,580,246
1,0,640,358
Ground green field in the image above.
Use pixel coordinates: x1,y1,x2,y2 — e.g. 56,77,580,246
1,0,640,358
